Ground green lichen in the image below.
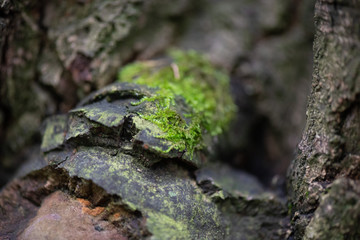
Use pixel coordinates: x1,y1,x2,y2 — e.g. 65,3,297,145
118,50,236,156
146,212,191,240
59,147,225,239
41,115,67,152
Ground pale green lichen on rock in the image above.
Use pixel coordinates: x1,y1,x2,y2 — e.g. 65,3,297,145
60,146,225,239
146,212,191,240
118,50,237,157
40,115,68,152
34,55,289,239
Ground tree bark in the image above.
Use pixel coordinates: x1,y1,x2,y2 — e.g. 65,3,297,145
288,0,360,239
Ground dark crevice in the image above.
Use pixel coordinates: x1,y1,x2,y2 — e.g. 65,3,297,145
152,154,198,173
0,12,18,188
216,74,276,186
0,29,9,66
197,179,221,196
120,115,139,141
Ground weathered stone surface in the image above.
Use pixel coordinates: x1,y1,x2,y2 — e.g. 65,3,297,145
37,77,231,237
58,147,224,239
0,166,150,239
196,163,289,240
41,82,203,167
0,179,40,239
0,72,287,239
196,163,265,198
40,115,68,153
5,148,287,239
18,191,128,240
34,61,236,237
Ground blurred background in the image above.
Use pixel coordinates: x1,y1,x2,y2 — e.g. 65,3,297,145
0,0,314,188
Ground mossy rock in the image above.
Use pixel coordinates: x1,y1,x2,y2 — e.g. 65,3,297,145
39,52,236,238
34,51,287,239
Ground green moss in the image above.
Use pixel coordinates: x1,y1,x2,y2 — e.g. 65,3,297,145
118,50,236,156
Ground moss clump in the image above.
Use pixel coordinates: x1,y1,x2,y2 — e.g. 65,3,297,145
118,50,236,156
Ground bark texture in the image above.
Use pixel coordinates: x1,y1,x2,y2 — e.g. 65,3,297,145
288,0,360,239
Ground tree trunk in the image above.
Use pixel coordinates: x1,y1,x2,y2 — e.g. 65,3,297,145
288,0,360,239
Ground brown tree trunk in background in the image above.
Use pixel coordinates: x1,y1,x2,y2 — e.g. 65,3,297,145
288,0,360,239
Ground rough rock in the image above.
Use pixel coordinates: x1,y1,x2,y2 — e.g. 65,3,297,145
18,191,128,240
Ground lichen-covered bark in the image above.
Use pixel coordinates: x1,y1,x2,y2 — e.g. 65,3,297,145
288,0,360,238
